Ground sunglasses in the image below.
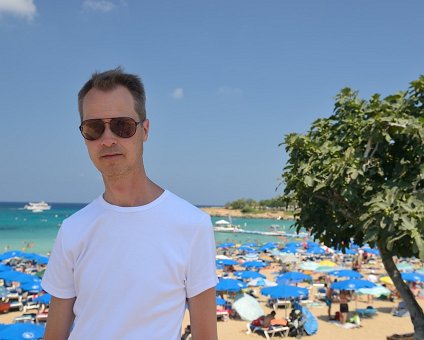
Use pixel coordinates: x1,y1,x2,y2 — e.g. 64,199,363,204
79,117,144,141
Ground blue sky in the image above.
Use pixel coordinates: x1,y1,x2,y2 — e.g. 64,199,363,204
0,0,423,205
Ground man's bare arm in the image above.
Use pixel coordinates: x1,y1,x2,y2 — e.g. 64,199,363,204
43,296,76,340
187,287,218,340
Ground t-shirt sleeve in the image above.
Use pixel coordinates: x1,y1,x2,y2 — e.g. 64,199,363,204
186,214,218,298
41,224,76,298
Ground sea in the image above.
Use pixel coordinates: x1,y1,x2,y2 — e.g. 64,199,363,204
0,202,300,256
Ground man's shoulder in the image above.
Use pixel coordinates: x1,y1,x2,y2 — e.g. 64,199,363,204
60,197,102,229
163,191,210,224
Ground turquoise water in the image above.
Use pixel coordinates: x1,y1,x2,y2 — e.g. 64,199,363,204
0,202,298,255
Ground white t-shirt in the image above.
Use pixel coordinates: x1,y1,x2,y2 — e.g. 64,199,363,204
42,190,217,340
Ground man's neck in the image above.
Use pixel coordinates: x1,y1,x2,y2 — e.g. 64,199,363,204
102,171,164,207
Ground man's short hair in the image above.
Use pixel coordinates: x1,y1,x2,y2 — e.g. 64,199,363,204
78,66,146,122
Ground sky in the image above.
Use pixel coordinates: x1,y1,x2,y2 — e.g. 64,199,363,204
0,0,423,205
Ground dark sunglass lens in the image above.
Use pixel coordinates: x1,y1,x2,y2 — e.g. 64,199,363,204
110,118,137,138
81,120,105,140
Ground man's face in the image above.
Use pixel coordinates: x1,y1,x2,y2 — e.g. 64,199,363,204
81,86,149,178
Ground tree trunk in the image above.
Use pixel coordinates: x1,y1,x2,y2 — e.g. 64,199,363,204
378,241,424,340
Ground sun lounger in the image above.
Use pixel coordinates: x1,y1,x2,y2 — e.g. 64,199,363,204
216,309,229,321
267,298,291,311
246,322,289,339
356,308,377,317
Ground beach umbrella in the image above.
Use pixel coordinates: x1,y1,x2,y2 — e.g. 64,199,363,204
259,243,277,251
336,248,356,255
243,253,259,261
305,247,325,255
233,293,264,321
0,271,40,284
329,269,363,279
331,279,376,291
21,281,43,293
318,260,337,267
0,323,45,340
216,297,227,306
242,261,267,269
0,265,12,272
357,285,391,297
216,278,246,293
261,285,309,299
0,250,25,261
34,294,51,305
396,262,413,272
361,247,380,256
216,259,238,266
217,243,235,249
401,272,424,283
380,276,394,285
285,242,301,248
277,272,312,284
247,278,276,287
314,266,340,273
299,262,319,271
281,247,298,254
234,271,265,280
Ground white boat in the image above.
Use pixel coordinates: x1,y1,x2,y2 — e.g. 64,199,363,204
24,201,51,213
213,219,245,233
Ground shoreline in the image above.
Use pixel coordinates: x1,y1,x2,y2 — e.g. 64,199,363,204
201,207,294,220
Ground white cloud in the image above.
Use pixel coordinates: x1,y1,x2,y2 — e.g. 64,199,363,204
0,0,37,20
83,0,115,12
218,86,243,97
172,88,184,100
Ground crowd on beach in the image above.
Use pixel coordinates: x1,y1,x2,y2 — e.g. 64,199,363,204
1,239,423,339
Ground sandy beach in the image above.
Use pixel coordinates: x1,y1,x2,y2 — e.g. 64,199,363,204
201,207,294,220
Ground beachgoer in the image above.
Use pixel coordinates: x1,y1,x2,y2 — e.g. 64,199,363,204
262,311,276,328
41,67,218,339
325,283,333,319
339,290,350,324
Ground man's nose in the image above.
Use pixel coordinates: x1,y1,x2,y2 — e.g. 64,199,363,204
100,122,117,146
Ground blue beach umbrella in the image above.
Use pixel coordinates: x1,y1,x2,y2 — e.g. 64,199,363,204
361,247,380,255
331,279,376,291
238,246,256,252
216,259,238,266
401,272,424,283
0,265,12,272
216,297,227,306
217,243,235,249
329,269,363,279
305,247,325,255
277,272,312,284
234,271,265,280
0,271,40,284
261,285,309,299
243,261,267,269
281,247,298,254
21,281,43,293
34,294,52,305
357,285,391,297
259,243,277,251
0,323,45,340
216,278,246,293
285,242,301,248
0,250,25,261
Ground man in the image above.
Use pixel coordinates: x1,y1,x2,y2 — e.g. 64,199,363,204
41,67,218,339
